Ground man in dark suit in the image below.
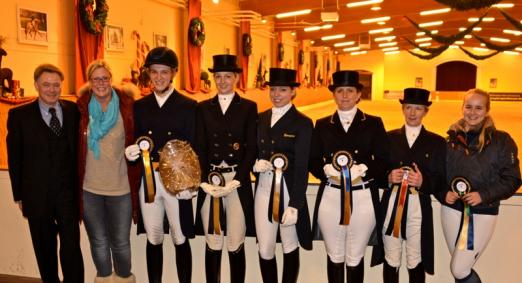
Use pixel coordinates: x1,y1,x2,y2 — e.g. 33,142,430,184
380,88,446,283
7,64,84,283
124,47,196,283
195,54,258,283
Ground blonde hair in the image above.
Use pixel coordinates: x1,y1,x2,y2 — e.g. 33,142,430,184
450,88,494,152
86,59,113,80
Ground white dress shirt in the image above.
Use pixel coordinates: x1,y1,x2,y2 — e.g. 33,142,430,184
218,93,235,114
271,103,292,127
337,106,358,132
405,124,422,148
154,88,174,108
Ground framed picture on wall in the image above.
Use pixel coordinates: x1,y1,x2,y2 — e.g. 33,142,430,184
17,6,48,45
415,77,423,88
153,33,167,47
105,25,124,51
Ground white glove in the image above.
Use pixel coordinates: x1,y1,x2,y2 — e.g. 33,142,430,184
253,159,273,173
175,190,197,200
323,164,340,178
281,207,298,226
350,164,368,181
200,182,220,197
125,144,140,161
213,180,241,198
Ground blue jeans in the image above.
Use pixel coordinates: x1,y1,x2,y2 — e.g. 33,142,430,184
83,191,132,277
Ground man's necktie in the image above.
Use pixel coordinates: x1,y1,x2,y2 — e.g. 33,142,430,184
49,107,62,136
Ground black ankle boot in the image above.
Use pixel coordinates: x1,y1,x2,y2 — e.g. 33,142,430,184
408,262,425,283
259,254,277,283
205,245,222,283
327,256,344,283
229,244,246,283
146,241,163,283
383,261,399,283
346,258,364,283
175,241,192,283
282,248,300,283
455,269,482,283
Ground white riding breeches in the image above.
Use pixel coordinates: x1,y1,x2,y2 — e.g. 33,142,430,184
255,171,299,260
317,184,376,266
441,205,497,280
139,171,186,245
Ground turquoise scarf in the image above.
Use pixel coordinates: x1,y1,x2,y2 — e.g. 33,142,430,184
88,89,119,159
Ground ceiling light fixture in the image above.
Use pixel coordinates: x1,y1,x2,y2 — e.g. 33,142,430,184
473,47,489,52
449,45,459,49
374,35,396,42
322,34,346,41
385,50,400,55
468,17,495,22
420,8,451,16
418,42,431,47
351,50,367,55
415,37,431,42
419,21,443,27
276,9,312,19
503,50,519,55
304,24,333,32
455,41,464,45
491,37,510,43
416,30,438,36
371,6,381,11
346,0,383,8
464,35,472,39
378,42,397,47
504,29,522,36
334,41,356,47
369,27,393,34
492,3,514,8
361,16,390,24
343,46,361,52
382,47,399,52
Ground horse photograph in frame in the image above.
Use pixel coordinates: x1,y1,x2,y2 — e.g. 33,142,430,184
17,6,48,45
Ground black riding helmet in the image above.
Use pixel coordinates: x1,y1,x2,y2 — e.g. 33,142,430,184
144,47,178,69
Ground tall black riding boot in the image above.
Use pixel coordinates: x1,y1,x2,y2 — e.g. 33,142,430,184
282,248,300,283
408,262,425,283
229,244,246,283
346,258,364,283
146,241,163,283
175,241,192,283
455,269,482,283
259,254,277,283
383,260,399,283
205,245,222,283
327,256,344,283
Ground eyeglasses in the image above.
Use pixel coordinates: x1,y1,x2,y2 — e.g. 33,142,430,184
91,76,111,84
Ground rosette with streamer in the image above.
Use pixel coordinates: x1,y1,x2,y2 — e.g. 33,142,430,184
268,153,288,223
332,151,354,225
158,139,201,195
451,177,474,250
136,136,156,203
385,166,416,239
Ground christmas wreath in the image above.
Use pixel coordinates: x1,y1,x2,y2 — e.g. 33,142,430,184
277,43,284,62
435,0,501,10
80,0,108,35
189,17,205,47
242,33,252,56
298,49,305,65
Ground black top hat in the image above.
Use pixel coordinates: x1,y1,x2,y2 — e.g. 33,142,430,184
265,68,300,87
328,70,363,92
208,54,242,73
400,88,432,106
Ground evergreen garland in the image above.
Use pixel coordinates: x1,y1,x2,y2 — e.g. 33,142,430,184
80,0,108,35
405,14,485,45
242,33,252,56
473,34,522,51
459,46,500,60
499,10,522,31
435,0,501,11
188,17,205,47
407,50,445,60
403,37,450,54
